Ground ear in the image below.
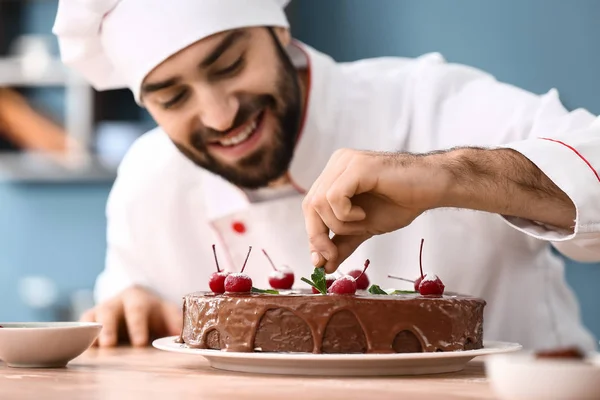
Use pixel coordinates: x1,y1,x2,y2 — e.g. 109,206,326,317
272,27,291,47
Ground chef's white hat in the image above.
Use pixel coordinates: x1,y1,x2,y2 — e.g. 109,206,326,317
52,0,291,103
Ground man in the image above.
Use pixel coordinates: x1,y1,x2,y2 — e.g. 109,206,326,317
54,0,600,351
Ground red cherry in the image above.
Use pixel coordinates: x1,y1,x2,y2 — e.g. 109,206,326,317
225,273,253,293
418,274,445,296
346,259,371,290
209,272,228,294
329,259,370,295
268,268,295,290
387,239,445,294
312,276,335,294
209,244,229,294
262,249,295,290
413,276,423,292
328,275,357,295
347,269,369,290
414,239,445,295
224,246,253,293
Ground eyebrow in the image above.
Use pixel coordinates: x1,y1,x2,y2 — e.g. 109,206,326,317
141,77,181,95
141,30,249,97
199,29,248,68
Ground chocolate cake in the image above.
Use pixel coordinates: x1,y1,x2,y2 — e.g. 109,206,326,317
178,291,486,354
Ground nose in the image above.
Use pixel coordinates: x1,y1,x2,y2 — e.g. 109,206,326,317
194,86,238,132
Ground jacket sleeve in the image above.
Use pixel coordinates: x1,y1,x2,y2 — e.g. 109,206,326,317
500,98,600,262
93,162,153,304
432,63,600,262
92,132,169,304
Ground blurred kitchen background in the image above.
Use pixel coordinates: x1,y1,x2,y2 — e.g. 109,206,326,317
0,0,599,339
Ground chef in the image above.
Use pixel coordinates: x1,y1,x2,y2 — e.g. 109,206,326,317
53,0,600,352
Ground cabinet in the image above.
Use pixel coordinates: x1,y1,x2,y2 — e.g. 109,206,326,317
0,0,149,182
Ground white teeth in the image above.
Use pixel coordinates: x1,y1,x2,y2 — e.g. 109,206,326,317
219,119,258,147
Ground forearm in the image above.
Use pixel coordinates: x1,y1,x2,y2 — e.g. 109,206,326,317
433,147,576,231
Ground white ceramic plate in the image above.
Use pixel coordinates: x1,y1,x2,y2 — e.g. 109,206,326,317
153,336,522,376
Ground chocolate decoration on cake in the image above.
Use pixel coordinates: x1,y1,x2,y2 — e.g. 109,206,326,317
179,291,485,354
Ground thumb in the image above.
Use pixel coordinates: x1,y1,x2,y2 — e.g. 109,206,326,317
323,234,372,273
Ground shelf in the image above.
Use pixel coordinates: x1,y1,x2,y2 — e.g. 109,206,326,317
0,152,117,183
0,56,83,87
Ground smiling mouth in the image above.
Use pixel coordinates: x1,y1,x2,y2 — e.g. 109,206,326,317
212,111,265,148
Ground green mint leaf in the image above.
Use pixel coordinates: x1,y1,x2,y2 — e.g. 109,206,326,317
368,284,388,295
300,278,326,294
311,267,327,294
301,267,327,294
301,277,319,291
388,289,418,295
251,287,279,294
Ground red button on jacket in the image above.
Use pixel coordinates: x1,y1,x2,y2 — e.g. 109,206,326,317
232,221,246,234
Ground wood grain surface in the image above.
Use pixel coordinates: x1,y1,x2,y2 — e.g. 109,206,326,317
0,348,497,400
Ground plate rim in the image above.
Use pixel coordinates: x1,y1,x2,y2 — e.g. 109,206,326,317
153,336,522,360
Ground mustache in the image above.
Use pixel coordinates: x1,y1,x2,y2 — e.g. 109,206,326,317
192,94,275,148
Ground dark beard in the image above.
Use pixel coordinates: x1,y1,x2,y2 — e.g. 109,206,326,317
174,29,302,189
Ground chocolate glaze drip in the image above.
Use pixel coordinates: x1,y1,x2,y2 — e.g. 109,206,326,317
180,291,485,354
321,310,367,353
393,330,423,353
174,298,186,344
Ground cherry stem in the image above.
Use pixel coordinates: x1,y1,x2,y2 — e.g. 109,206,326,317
262,249,277,272
387,275,415,283
212,244,221,273
240,246,252,274
419,238,425,279
357,259,370,281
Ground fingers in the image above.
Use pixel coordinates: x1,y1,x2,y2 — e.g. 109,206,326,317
303,149,384,272
304,191,368,243
304,153,374,238
323,234,372,273
303,193,369,271
95,299,123,348
311,251,326,268
322,169,366,222
326,170,367,223
123,290,151,347
80,308,97,323
311,197,367,236
80,309,99,347
80,288,165,348
303,149,371,266
303,165,342,268
303,198,338,267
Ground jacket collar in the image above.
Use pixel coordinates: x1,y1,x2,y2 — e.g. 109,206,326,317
286,41,341,193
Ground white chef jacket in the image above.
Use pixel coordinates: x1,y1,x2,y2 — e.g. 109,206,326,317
96,41,600,352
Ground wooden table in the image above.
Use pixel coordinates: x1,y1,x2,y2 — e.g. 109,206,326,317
0,348,497,399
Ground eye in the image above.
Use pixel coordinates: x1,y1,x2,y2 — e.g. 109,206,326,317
160,90,188,110
214,56,245,77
